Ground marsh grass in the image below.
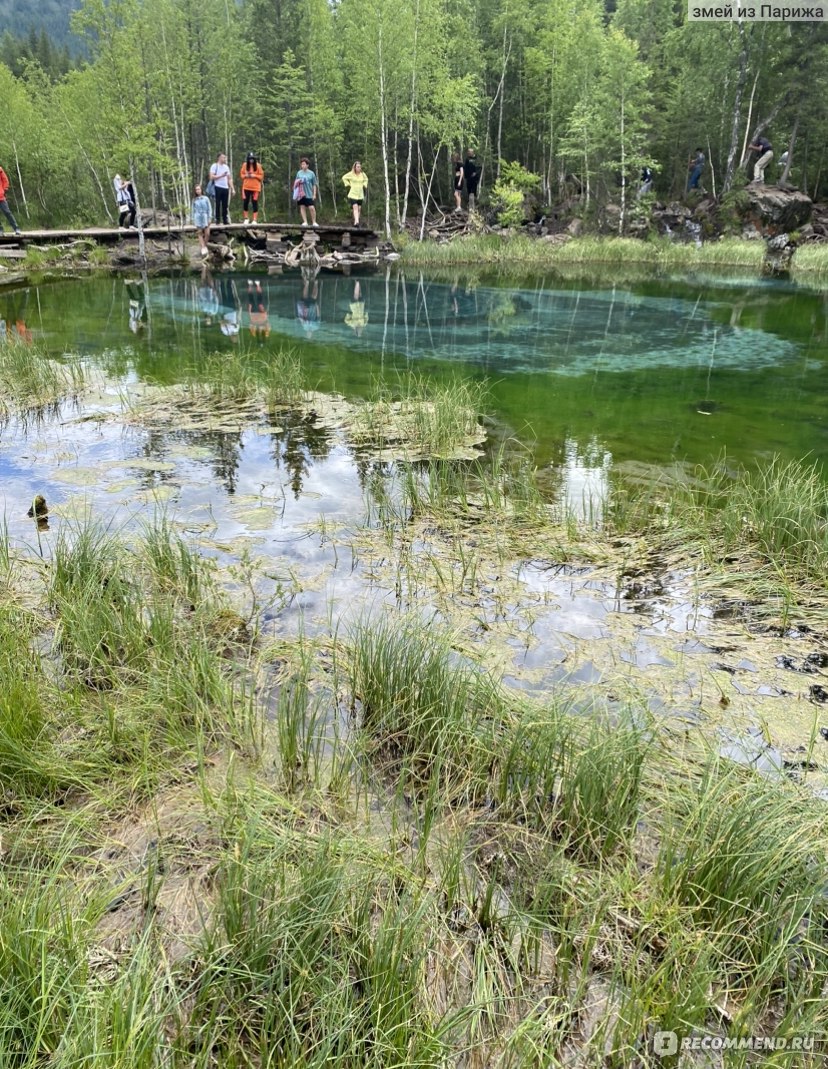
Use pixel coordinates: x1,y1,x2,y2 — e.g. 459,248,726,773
351,373,488,458
612,455,828,592
187,347,309,408
657,761,828,991
790,242,828,282
2,481,828,1064
348,614,500,796
400,233,766,271
0,336,86,419
517,710,645,861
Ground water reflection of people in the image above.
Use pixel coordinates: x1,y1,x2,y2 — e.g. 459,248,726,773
296,267,320,336
344,279,368,337
0,287,33,343
198,267,220,326
217,276,240,340
125,278,147,334
247,278,271,340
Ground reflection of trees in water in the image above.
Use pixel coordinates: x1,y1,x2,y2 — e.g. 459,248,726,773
133,429,176,491
190,429,244,495
269,410,334,499
353,455,395,495
134,427,244,496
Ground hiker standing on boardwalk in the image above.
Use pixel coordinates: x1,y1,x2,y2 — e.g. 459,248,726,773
294,157,319,228
209,152,234,224
114,174,137,228
191,184,212,257
0,164,21,234
240,153,264,225
341,161,368,226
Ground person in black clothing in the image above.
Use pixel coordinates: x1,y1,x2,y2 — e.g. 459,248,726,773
638,166,653,198
463,149,480,208
452,153,463,212
748,136,773,184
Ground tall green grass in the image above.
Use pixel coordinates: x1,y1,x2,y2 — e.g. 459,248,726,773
399,233,765,271
657,762,828,991
612,454,828,588
185,347,309,408
0,336,86,419
351,373,487,459
192,821,449,1067
2,480,828,1065
790,242,828,283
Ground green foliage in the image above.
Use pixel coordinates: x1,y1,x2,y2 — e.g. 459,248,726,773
491,160,541,226
0,0,823,225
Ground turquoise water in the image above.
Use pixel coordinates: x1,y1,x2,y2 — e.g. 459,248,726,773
1,267,826,475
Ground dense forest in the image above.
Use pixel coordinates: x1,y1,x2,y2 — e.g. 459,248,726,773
0,0,80,47
0,0,826,233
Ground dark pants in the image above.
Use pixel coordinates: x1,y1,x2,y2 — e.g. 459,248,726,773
0,199,19,232
243,190,259,213
215,186,229,224
119,204,136,227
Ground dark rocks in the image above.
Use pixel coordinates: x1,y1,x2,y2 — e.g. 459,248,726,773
741,185,812,234
27,494,48,517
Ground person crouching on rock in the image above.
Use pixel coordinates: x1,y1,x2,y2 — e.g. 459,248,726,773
191,184,212,257
748,136,773,185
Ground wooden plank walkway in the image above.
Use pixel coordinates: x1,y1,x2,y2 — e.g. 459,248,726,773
0,222,378,245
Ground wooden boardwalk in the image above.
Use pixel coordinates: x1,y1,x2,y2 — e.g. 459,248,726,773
0,222,379,246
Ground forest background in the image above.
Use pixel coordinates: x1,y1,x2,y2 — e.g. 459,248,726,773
0,0,826,236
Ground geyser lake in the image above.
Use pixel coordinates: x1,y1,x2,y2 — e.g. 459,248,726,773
4,267,826,479
2,267,828,765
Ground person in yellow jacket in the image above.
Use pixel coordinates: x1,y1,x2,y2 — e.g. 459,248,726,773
341,161,368,227
240,152,265,225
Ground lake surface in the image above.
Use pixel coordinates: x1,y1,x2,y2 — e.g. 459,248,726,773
2,266,827,765
3,267,826,478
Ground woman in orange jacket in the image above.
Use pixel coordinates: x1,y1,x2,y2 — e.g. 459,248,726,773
240,152,264,224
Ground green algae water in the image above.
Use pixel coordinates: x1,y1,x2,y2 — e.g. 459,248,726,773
3,267,825,474
2,266,828,780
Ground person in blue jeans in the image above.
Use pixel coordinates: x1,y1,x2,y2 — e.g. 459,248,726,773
687,148,705,192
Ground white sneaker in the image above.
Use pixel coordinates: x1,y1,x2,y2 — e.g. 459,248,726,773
200,247,208,256
301,222,308,227
312,222,319,228
242,218,249,225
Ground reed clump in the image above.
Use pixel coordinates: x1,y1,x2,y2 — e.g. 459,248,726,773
790,242,828,283
351,373,488,459
0,336,86,419
612,454,828,590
